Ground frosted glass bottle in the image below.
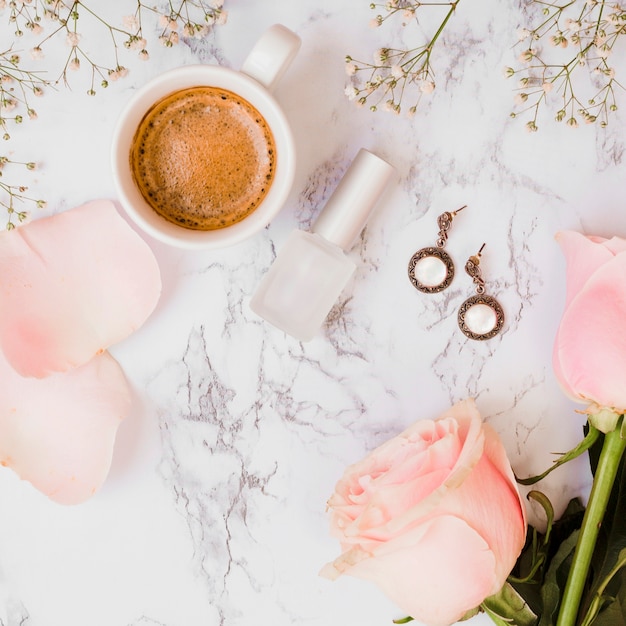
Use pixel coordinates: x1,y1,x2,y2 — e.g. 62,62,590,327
250,149,395,341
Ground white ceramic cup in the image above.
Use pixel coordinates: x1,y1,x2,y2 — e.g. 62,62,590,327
111,24,301,250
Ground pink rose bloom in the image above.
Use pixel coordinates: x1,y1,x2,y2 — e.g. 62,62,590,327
553,231,626,415
320,399,526,626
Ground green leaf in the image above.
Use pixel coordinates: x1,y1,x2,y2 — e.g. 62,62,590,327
538,529,580,626
517,427,601,486
481,581,538,626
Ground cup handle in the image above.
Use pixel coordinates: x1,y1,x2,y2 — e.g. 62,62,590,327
241,24,301,92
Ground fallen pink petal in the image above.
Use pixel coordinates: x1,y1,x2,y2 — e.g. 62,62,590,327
0,348,131,504
0,199,162,378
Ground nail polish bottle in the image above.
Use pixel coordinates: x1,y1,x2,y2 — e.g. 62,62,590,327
249,148,395,341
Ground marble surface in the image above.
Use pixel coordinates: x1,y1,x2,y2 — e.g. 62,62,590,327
1,0,625,624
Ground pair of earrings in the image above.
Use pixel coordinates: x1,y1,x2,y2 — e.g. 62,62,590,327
407,206,504,341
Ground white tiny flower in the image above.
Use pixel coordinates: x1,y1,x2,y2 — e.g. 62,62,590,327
168,19,178,31
565,18,582,32
1,99,17,112
69,57,80,71
159,14,169,28
345,62,357,76
122,15,139,30
205,15,216,26
518,49,535,64
183,24,195,37
210,0,224,7
66,32,80,47
402,9,414,21
30,46,44,60
374,48,387,64
118,66,129,78
542,81,553,93
420,80,435,94
138,49,149,61
391,64,404,79
216,10,227,25
108,69,120,81
369,16,382,28
169,31,179,44
130,37,147,50
597,44,612,58
517,28,531,41
344,86,359,100
194,25,210,39
514,92,529,105
31,24,43,35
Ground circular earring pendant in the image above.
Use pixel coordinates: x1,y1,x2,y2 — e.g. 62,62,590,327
408,247,455,294
458,294,504,340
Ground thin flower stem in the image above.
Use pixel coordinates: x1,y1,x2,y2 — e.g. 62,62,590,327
556,419,626,626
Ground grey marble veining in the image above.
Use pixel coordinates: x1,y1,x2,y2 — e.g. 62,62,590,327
1,0,625,624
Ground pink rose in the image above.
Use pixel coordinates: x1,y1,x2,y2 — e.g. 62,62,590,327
320,399,526,626
553,231,626,416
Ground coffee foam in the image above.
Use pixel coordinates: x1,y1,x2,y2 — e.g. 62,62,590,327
130,86,276,231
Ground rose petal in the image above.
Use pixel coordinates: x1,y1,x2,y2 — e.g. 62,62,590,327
555,231,616,308
0,349,131,504
324,516,497,626
553,251,626,411
0,199,161,378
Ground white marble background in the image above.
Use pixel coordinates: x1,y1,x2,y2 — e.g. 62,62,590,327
1,0,625,624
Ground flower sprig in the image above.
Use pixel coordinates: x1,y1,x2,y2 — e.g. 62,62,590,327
0,48,46,140
0,156,46,230
0,0,227,230
507,0,626,132
344,0,460,116
5,0,227,95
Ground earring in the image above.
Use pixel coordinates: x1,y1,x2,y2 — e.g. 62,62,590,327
408,205,467,293
458,244,504,341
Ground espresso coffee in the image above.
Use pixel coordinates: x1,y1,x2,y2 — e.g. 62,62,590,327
130,86,276,231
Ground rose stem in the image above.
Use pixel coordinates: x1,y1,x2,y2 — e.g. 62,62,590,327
556,420,626,626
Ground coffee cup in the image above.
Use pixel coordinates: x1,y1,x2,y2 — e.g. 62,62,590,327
111,24,301,250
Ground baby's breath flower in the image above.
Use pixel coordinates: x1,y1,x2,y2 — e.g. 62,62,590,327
344,86,359,100
517,28,531,41
518,48,535,63
567,116,579,128
369,15,383,28
515,92,529,105
542,81,553,93
122,15,139,30
526,120,538,132
374,48,388,63
30,46,44,60
390,65,404,79
66,32,80,47
69,57,80,71
345,62,357,76
138,49,149,61
420,80,435,94
215,11,227,25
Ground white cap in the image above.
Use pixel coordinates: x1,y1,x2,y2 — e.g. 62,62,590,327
312,149,396,250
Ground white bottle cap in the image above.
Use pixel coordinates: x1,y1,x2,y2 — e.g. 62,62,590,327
312,148,396,251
